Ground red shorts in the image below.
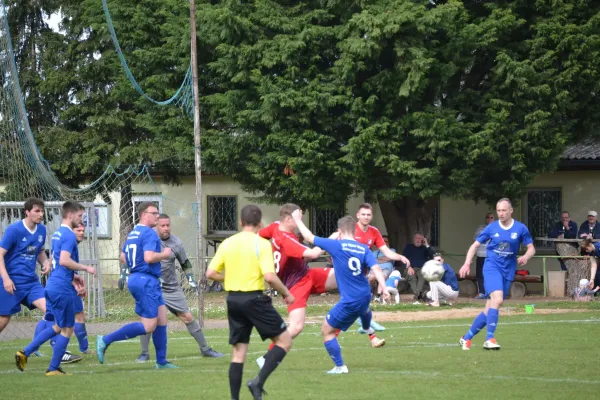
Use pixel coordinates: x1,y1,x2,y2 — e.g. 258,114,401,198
288,268,331,312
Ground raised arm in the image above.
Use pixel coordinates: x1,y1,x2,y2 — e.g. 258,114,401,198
291,209,315,244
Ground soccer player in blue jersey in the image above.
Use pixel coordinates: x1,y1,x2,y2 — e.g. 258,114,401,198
292,210,389,374
16,200,96,375
0,198,51,335
459,198,535,350
96,202,176,369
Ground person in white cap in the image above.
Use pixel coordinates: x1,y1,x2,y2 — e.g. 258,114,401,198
578,211,600,240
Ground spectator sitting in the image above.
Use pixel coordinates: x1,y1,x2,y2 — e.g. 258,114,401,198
381,270,402,305
425,253,459,307
578,211,600,240
473,213,494,299
570,279,598,302
548,211,578,271
373,235,395,278
402,232,434,303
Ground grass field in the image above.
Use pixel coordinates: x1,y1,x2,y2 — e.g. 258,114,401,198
1,310,598,400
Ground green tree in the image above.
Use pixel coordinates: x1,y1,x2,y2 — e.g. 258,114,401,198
198,0,600,248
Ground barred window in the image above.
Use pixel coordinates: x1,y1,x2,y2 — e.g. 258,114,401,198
526,188,562,249
207,196,237,234
310,207,345,238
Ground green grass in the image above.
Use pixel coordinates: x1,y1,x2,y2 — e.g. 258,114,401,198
1,311,599,400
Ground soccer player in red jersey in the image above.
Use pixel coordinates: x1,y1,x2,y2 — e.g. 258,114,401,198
256,204,333,367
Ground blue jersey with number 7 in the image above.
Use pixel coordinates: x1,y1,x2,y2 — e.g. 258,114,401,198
122,224,162,278
314,237,377,303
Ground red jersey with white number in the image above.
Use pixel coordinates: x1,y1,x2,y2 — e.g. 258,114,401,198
259,222,309,288
354,223,385,249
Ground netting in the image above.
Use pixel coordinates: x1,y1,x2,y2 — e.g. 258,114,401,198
0,1,204,341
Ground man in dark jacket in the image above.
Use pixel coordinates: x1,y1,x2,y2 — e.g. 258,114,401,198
578,211,600,240
549,211,578,271
402,232,434,303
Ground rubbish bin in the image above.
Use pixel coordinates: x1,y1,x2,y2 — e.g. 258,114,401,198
547,271,566,298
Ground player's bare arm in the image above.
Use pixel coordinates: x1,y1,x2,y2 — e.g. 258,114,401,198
589,257,597,288
0,247,15,295
144,247,171,264
371,265,390,300
37,250,51,275
517,243,536,266
59,250,96,276
264,272,295,305
119,251,126,265
291,209,315,244
206,268,225,282
379,245,411,267
459,241,481,278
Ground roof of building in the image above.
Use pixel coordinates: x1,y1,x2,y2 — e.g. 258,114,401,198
562,139,600,160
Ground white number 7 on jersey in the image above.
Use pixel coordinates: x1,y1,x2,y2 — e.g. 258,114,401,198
125,244,137,269
348,257,361,276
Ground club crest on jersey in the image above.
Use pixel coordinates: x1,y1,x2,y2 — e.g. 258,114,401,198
494,233,500,237
368,239,372,245
38,235,43,243
510,232,518,239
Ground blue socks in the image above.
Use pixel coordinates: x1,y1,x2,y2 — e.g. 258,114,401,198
104,322,146,346
324,338,344,367
49,334,70,371
464,312,487,340
24,325,58,357
74,323,89,352
360,310,372,331
486,308,499,340
152,325,168,365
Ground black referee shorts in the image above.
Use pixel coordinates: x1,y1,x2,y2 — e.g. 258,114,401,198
226,291,287,345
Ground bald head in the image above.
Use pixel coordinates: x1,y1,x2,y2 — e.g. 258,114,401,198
496,198,513,225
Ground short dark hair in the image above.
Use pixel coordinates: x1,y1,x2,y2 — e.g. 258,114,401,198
279,203,300,218
74,221,85,228
337,216,356,235
241,204,262,227
561,211,570,216
158,213,170,220
137,201,158,217
24,197,44,212
382,234,389,239
61,200,84,218
357,203,373,212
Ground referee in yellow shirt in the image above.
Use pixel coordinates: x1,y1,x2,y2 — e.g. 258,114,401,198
206,204,294,400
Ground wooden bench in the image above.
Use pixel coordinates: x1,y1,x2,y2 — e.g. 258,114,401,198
458,274,544,299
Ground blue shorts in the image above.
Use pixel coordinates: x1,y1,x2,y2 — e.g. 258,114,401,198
73,295,84,314
128,273,164,319
483,266,513,299
326,297,371,332
46,289,75,328
0,280,45,316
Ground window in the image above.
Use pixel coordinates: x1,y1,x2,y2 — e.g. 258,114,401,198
132,195,162,225
207,196,237,234
310,207,346,238
429,203,440,248
526,188,562,249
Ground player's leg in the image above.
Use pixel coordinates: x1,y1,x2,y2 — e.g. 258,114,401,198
152,304,177,368
324,268,337,292
226,292,253,400
0,315,10,333
415,267,426,300
481,277,508,350
321,303,353,373
247,294,291,397
97,274,155,363
460,266,501,350
137,333,152,362
359,308,386,348
73,296,90,353
17,321,60,370
44,291,76,375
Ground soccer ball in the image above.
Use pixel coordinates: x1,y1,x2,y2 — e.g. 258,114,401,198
422,260,445,282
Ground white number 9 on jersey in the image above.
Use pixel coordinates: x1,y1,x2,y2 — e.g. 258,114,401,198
273,251,281,274
348,257,362,276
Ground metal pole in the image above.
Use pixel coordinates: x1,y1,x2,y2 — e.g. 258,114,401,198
543,257,547,297
189,0,205,328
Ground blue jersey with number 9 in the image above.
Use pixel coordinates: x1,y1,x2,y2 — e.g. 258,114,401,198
314,237,377,303
122,224,162,278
